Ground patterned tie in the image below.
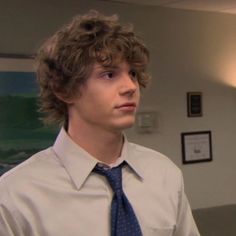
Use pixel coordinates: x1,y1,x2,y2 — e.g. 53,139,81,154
94,163,143,236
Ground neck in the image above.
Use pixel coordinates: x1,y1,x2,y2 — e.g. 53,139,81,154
67,123,124,164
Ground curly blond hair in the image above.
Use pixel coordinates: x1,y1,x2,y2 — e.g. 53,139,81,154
36,10,150,126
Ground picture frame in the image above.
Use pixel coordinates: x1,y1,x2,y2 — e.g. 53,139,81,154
187,92,202,117
0,57,58,175
181,131,212,164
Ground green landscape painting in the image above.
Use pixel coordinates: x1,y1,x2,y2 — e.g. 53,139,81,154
0,72,58,175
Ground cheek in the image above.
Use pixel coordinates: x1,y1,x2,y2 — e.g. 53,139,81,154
136,89,141,102
84,92,110,114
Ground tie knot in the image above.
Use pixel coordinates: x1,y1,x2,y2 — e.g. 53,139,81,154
94,164,123,193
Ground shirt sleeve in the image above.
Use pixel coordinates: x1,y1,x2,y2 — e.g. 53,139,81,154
0,204,23,236
0,183,25,236
174,174,201,236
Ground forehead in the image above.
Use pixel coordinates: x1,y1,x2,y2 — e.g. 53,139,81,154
92,60,130,70
92,48,128,66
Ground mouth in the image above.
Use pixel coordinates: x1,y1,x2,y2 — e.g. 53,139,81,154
115,102,137,112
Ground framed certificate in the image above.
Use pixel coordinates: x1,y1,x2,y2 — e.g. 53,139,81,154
181,131,212,164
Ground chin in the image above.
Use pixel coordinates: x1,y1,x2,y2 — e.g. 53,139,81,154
115,119,135,130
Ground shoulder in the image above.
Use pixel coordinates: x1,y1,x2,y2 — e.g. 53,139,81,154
0,147,57,191
0,148,58,225
129,142,179,167
127,142,182,181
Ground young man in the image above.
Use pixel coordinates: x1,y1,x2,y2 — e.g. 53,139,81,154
0,10,200,236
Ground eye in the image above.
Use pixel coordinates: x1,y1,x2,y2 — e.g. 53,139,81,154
102,71,114,80
104,71,114,79
129,69,138,80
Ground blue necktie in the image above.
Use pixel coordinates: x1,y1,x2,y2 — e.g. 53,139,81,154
94,163,143,236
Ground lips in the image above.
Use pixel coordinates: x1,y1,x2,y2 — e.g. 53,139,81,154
115,102,137,111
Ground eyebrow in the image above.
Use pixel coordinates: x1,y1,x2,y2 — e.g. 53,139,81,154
94,64,120,72
91,65,115,78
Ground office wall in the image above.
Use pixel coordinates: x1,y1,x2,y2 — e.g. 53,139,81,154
1,0,236,209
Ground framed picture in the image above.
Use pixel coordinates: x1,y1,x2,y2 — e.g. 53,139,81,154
187,92,202,117
181,131,212,164
0,57,58,175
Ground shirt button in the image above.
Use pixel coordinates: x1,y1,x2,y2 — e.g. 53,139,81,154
97,163,109,170
97,163,103,167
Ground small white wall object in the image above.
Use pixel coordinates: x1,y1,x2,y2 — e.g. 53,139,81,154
136,111,157,133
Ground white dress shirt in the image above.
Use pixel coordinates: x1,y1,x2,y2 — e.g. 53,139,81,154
0,128,200,236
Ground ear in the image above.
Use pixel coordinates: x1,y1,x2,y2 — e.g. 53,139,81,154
53,91,75,104
49,81,75,104
49,77,83,104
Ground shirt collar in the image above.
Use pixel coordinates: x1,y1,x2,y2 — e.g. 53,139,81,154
122,136,144,180
53,128,144,190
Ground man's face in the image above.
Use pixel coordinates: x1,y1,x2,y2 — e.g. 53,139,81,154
68,62,140,132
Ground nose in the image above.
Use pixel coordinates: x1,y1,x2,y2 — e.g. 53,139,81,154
119,72,138,96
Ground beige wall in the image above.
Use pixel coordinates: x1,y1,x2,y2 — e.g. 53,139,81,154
1,0,236,209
